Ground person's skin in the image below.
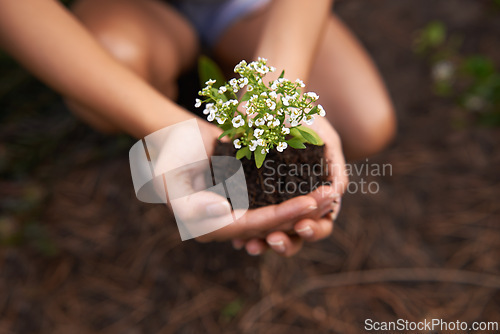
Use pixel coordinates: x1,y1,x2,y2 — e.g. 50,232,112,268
0,0,395,256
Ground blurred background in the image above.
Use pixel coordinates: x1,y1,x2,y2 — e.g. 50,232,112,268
1,0,499,333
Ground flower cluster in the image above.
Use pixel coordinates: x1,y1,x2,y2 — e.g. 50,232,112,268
196,58,325,168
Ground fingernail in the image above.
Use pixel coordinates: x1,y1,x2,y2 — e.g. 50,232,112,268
331,199,342,220
329,193,341,203
247,244,261,256
206,201,231,217
268,240,285,253
232,239,244,250
296,225,313,238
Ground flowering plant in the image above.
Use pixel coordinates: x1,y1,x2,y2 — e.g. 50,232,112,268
196,58,325,168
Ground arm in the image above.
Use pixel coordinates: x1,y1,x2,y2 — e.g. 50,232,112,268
255,0,333,83
0,0,192,138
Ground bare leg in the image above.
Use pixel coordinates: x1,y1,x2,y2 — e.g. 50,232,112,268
214,9,396,161
66,0,199,133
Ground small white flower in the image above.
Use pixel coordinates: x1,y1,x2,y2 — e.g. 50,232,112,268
247,118,253,127
266,99,276,111
195,99,202,108
254,128,264,138
218,86,227,94
216,116,226,124
265,113,273,121
432,60,455,82
232,115,245,128
318,104,326,117
255,118,265,126
239,77,249,88
290,119,299,127
272,119,280,127
261,148,269,154
305,115,315,125
247,84,253,91
229,78,239,92
207,111,215,122
205,79,216,86
276,142,288,152
269,91,277,99
270,66,276,72
257,139,266,147
234,60,247,72
290,108,300,117
249,140,258,151
229,99,238,106
305,92,319,101
233,139,242,149
282,127,290,135
282,95,293,106
260,92,268,97
295,79,305,87
203,103,216,115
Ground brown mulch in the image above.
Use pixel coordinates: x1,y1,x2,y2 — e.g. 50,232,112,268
1,0,499,333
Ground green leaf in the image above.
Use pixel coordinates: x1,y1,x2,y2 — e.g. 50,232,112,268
218,128,233,140
286,137,306,149
198,55,226,88
254,148,267,168
241,91,253,102
220,122,232,131
279,70,285,79
289,127,302,139
236,146,250,160
462,56,495,80
297,126,324,145
308,105,318,115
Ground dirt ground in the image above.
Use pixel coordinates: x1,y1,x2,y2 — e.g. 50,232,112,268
1,0,499,333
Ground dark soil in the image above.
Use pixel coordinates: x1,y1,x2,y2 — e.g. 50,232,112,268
212,142,329,209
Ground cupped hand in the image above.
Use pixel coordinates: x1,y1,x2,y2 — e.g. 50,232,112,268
231,116,348,257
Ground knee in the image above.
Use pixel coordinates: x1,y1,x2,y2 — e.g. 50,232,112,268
346,101,397,160
92,26,151,80
72,1,151,80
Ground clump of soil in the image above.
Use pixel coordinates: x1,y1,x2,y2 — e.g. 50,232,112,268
212,142,329,209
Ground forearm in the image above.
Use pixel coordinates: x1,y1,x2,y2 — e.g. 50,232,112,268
0,0,193,138
255,0,333,83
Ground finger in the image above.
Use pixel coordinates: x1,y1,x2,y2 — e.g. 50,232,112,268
245,238,268,256
324,131,348,194
170,189,232,222
231,238,245,250
309,185,342,214
266,231,303,257
293,217,334,242
200,194,318,241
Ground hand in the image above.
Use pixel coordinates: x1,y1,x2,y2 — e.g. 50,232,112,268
230,116,348,256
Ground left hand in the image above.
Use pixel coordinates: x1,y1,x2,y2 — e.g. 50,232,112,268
232,116,348,257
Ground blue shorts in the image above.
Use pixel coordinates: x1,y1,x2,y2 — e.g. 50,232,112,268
170,0,271,48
